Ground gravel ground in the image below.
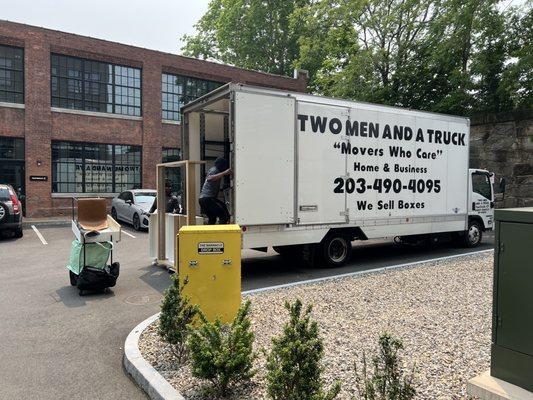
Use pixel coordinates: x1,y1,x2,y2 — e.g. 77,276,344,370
139,253,493,399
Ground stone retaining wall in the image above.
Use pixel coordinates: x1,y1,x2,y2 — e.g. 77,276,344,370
470,109,533,208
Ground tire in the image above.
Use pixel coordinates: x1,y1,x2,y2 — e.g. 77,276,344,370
133,213,140,231
111,207,118,221
463,221,483,248
321,235,352,267
0,202,8,222
69,270,78,286
14,228,23,238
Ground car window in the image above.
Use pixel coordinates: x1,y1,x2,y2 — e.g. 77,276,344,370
472,173,492,200
118,192,129,201
125,192,134,202
134,192,156,203
0,188,10,201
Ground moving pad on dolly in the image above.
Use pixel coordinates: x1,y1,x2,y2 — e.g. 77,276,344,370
67,240,112,275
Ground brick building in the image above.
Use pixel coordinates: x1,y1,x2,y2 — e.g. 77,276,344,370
0,20,307,217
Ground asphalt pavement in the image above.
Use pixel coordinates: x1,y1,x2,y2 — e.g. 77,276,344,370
0,224,494,399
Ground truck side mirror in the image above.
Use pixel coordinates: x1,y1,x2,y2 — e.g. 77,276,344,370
499,177,506,196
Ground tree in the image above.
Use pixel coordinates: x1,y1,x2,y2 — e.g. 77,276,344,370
500,3,533,111
266,299,341,400
181,0,311,76
295,0,438,106
183,0,531,115
158,275,199,364
187,300,256,397
295,0,531,115
354,333,416,400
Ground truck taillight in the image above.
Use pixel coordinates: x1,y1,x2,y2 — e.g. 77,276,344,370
9,189,20,214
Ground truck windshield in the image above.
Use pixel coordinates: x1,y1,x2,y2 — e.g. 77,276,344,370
472,173,492,200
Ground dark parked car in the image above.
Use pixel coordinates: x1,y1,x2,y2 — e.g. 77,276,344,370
0,184,23,238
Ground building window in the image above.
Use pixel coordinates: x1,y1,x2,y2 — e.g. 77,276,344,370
162,147,180,163
0,45,24,104
51,54,141,116
162,73,222,122
162,147,181,194
0,136,24,160
51,141,141,193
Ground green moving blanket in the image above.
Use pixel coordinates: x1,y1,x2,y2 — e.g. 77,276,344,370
67,240,112,275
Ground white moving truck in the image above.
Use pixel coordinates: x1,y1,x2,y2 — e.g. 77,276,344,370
179,83,494,266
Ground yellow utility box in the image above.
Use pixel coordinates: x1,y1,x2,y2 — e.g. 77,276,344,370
177,224,242,324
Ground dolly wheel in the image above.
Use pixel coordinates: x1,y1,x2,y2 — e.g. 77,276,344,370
69,270,78,286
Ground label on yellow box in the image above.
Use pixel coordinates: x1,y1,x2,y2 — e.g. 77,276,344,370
198,242,224,254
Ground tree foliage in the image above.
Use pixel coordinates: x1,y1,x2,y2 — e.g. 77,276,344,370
354,333,416,400
187,300,256,397
182,0,532,116
158,275,199,364
181,0,310,76
266,299,341,400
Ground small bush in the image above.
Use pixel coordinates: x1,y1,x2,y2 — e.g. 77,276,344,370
187,300,256,397
158,275,199,364
266,299,341,400
354,332,416,400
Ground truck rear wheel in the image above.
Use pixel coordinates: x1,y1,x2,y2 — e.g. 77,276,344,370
321,235,352,267
463,221,483,247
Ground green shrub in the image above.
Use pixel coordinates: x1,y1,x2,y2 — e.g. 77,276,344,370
187,300,256,397
158,275,199,364
354,332,416,400
266,299,341,400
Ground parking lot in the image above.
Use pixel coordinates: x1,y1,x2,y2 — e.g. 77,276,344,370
0,223,493,399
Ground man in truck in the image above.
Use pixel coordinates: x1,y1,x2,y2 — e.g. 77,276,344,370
199,157,231,224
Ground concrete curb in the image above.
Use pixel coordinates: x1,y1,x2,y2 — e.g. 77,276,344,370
22,219,71,229
123,312,185,400
124,249,493,400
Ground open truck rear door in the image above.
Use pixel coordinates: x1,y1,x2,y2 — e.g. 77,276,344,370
233,90,296,225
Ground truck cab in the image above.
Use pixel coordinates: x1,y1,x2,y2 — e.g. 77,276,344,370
466,168,495,246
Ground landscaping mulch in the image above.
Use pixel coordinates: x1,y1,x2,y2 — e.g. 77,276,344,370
139,252,492,399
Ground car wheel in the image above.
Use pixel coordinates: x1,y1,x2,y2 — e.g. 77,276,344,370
0,202,8,222
133,213,140,231
321,235,352,267
111,207,118,221
464,221,483,248
14,228,23,238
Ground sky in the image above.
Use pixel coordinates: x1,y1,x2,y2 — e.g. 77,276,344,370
0,0,210,54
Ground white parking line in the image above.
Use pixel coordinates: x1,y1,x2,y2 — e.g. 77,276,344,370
242,248,494,295
31,225,48,245
122,229,136,239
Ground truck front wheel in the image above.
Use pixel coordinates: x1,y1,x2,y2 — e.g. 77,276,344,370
321,235,352,267
464,221,483,247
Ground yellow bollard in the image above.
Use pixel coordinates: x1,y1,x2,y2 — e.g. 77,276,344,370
177,224,241,323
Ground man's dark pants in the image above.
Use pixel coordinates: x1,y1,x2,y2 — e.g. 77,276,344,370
199,197,230,224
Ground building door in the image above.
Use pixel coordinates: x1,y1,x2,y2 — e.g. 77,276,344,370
0,138,25,215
